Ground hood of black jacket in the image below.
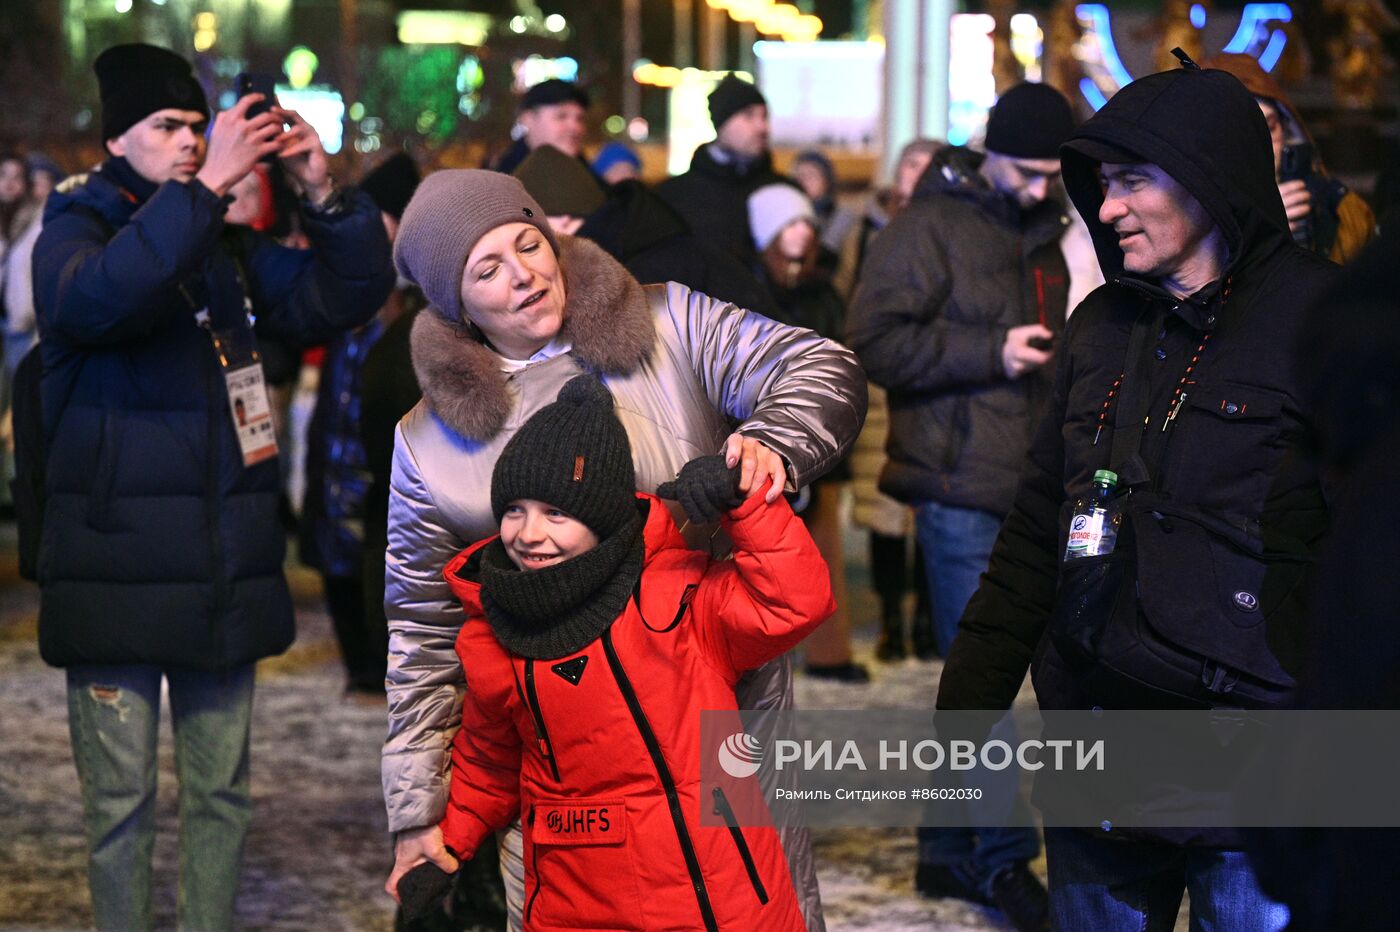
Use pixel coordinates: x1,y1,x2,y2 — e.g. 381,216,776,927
578,179,689,261
913,144,1067,244
1060,66,1291,282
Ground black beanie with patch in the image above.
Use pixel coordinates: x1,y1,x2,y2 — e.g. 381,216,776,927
95,43,209,142
491,375,636,538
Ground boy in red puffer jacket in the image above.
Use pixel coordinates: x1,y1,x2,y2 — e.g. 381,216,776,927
420,373,833,930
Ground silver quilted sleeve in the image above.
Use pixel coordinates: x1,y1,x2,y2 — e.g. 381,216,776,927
381,421,471,833
664,282,867,488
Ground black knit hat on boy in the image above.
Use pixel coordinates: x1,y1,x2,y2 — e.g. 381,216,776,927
984,82,1075,160
95,44,209,142
478,375,644,659
709,74,766,132
491,374,636,538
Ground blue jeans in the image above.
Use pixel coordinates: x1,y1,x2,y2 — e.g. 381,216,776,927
1045,828,1289,931
915,501,1040,890
66,664,256,931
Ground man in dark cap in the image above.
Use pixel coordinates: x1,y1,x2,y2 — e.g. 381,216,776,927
31,43,394,930
491,77,591,175
934,56,1337,928
656,73,783,267
848,80,1079,930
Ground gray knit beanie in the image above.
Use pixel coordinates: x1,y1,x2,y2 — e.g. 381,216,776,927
393,169,559,322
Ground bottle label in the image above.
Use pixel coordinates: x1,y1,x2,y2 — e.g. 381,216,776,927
1066,511,1103,556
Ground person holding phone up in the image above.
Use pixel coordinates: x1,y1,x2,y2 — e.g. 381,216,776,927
1202,53,1376,264
30,43,393,931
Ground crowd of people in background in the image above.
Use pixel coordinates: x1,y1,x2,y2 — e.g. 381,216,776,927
0,34,1392,932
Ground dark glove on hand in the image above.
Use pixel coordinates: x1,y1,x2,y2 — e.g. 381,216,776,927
397,861,456,924
655,454,744,525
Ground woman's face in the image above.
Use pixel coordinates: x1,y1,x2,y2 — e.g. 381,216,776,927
459,222,566,360
793,161,828,202
776,219,816,261
0,159,27,205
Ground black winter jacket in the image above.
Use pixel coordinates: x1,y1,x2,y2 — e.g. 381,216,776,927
654,143,782,268
937,65,1338,847
33,161,395,670
936,61,1339,819
578,179,777,318
847,147,1069,515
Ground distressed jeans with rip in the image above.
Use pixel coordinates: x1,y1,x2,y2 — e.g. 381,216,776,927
65,664,255,931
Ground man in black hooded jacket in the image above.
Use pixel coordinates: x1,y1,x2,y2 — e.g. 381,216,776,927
935,57,1336,928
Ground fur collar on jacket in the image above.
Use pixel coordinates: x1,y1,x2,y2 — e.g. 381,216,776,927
410,234,656,441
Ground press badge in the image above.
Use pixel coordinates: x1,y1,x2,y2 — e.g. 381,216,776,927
202,310,279,467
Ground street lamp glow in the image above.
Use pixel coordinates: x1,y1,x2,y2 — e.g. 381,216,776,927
756,3,801,36
727,0,769,25
782,13,823,41
545,14,566,33
115,0,132,11
509,15,528,34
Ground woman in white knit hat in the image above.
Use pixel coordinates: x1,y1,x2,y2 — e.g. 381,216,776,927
380,169,865,931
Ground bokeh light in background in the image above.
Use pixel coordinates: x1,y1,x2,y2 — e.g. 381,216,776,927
947,14,996,147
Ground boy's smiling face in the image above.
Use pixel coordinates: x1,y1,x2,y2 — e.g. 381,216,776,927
500,499,599,571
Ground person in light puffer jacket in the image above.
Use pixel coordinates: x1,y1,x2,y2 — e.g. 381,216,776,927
382,169,866,931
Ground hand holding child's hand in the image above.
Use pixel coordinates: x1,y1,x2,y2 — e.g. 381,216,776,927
396,860,457,923
656,455,744,524
386,824,459,904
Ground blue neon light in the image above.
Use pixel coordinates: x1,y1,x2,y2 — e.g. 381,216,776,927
1258,29,1288,72
1079,77,1109,112
1075,4,1133,90
1190,4,1206,29
1223,3,1292,54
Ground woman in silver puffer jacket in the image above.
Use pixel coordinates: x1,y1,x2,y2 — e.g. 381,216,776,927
380,170,866,931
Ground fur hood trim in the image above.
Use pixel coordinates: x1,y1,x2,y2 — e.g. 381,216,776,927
410,234,656,441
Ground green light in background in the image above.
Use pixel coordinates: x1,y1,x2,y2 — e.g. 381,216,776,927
283,46,319,89
457,56,483,92
348,102,365,121
604,115,626,135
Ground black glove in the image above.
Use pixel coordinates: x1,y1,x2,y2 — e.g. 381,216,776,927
397,861,456,924
655,455,744,525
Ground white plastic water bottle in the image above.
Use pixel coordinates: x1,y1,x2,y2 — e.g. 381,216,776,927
1063,469,1121,560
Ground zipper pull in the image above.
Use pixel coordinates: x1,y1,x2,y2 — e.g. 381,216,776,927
1162,391,1188,432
